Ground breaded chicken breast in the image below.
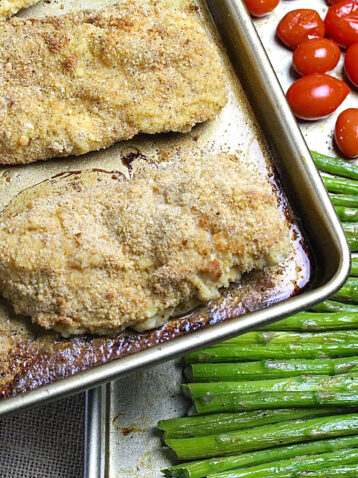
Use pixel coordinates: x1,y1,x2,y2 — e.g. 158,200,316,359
0,2,227,165
0,153,291,336
0,0,38,21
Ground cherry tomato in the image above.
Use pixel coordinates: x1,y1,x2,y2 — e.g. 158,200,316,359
325,1,358,48
286,74,350,120
244,0,279,17
293,38,341,76
276,9,325,49
345,42,358,86
335,108,358,157
326,0,354,4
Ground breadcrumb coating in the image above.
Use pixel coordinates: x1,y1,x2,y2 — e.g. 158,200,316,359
0,153,291,336
0,2,227,164
0,0,38,21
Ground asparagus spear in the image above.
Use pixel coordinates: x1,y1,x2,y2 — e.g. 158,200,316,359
335,206,358,222
192,392,358,414
165,414,358,460
343,224,358,234
296,465,358,477
187,357,358,382
260,312,358,331
223,331,358,345
185,343,358,364
329,194,358,208
342,226,358,250
158,408,343,439
334,278,358,303
330,194,358,208
322,176,358,195
347,233,358,251
163,435,358,478
206,448,358,477
348,235,358,251
351,257,358,276
183,374,358,399
310,301,358,313
345,223,358,233
311,151,358,180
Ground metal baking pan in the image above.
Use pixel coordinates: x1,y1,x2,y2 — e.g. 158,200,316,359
83,1,356,476
0,0,350,418
83,361,186,478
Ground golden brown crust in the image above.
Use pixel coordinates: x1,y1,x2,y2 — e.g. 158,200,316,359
0,2,227,164
0,0,38,21
0,153,291,336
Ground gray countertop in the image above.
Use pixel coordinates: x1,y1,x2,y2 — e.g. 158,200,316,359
0,394,85,478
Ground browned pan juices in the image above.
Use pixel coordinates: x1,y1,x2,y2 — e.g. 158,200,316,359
0,0,311,399
0,165,310,398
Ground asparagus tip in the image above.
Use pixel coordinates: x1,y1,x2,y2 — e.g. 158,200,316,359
157,420,166,432
180,384,192,398
161,470,188,478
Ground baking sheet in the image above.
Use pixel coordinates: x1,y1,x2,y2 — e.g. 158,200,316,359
87,1,356,476
99,362,186,478
0,0,349,417
0,0,308,397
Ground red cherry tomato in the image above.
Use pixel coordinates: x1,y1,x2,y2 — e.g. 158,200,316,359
326,0,354,4
335,108,358,157
325,1,358,48
244,0,279,17
286,74,350,120
276,9,325,49
293,38,341,76
345,42,358,86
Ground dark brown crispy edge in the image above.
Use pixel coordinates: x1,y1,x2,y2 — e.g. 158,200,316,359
3,256,309,398
0,167,310,399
